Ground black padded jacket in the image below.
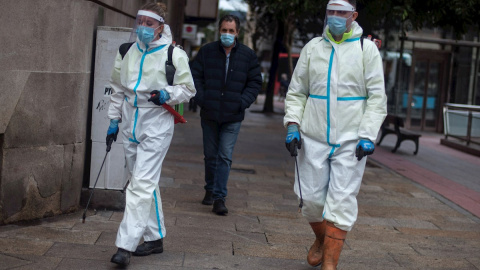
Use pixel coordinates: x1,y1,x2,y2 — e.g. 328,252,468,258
191,40,262,123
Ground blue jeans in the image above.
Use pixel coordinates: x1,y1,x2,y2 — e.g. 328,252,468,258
201,118,242,201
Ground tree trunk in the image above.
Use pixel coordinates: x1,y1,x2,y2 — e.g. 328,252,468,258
263,18,284,113
284,15,295,78
393,21,405,116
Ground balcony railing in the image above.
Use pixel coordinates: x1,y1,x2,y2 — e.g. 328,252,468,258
443,103,480,146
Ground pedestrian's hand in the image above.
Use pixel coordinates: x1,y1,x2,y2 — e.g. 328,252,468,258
148,90,170,106
106,119,120,150
285,124,302,156
355,139,374,161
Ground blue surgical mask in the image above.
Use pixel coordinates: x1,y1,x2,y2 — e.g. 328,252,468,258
220,33,235,47
136,25,158,44
327,15,348,36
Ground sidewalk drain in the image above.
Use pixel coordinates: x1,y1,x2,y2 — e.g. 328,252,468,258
231,168,256,174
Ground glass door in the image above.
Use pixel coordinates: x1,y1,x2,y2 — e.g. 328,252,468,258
407,49,449,132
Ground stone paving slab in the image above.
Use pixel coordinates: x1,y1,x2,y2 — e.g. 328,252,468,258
429,219,480,232
234,220,264,234
0,226,101,245
409,240,480,258
233,241,307,260
391,254,477,270
265,232,313,246
0,238,53,255
124,250,185,267
235,208,300,220
364,207,468,223
0,254,33,270
95,231,116,247
339,262,405,270
165,236,232,255
165,226,267,244
183,252,309,270
72,220,121,233
348,224,423,245
372,144,480,218
0,225,22,237
469,257,480,269
29,215,79,230
0,254,62,270
173,215,237,232
339,249,403,269
55,257,190,270
44,242,114,261
347,239,418,256
397,227,480,240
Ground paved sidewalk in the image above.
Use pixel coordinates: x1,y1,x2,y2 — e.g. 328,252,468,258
371,132,480,219
0,95,479,269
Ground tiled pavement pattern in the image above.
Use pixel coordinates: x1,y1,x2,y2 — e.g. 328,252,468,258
0,95,479,269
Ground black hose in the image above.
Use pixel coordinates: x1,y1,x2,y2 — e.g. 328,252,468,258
294,156,303,212
82,145,111,223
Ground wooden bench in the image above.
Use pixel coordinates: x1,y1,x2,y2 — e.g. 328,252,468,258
377,115,421,155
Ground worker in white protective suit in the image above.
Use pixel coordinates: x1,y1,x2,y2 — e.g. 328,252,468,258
107,3,196,267
283,0,387,269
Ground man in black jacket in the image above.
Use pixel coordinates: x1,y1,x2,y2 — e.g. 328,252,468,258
191,14,262,215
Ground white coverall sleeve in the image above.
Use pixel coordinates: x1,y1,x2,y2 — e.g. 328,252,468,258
283,44,311,127
358,41,387,142
164,49,196,106
108,52,125,120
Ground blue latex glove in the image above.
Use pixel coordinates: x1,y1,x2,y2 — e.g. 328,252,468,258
285,124,302,156
148,90,170,106
106,119,119,151
355,139,374,161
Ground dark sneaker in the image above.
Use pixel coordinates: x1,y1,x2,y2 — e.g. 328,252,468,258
212,199,228,215
111,248,131,266
202,190,214,205
132,239,163,256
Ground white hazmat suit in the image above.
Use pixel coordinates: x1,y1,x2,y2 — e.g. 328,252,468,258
284,21,387,231
108,25,196,251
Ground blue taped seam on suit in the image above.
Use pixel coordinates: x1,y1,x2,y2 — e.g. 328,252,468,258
133,45,147,107
324,37,359,44
328,146,336,158
326,48,334,145
310,94,327,99
153,191,164,238
337,96,367,100
128,108,141,144
345,37,360,42
310,95,367,101
326,47,341,149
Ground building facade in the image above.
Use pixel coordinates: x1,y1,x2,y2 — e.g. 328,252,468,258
0,0,190,224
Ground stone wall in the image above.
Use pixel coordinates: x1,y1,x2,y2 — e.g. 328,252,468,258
0,0,143,224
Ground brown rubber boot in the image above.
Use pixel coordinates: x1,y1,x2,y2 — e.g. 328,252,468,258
307,220,327,267
321,222,347,270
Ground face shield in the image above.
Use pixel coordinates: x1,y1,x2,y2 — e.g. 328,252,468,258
129,10,165,45
323,0,355,37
